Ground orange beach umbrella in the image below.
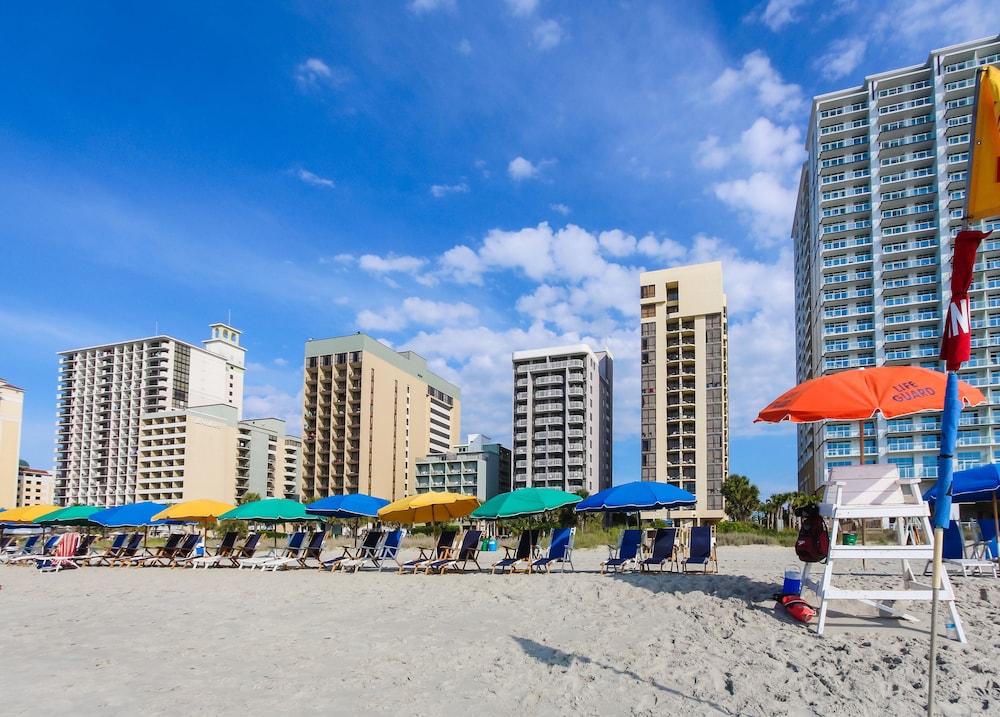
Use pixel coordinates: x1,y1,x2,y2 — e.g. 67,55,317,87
755,366,986,424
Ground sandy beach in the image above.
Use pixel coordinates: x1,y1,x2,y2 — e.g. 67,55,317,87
2,544,998,716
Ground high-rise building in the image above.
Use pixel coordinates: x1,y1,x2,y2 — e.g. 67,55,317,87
414,434,511,501
55,323,246,506
792,36,1000,494
0,378,25,508
511,345,613,495
301,334,461,501
17,462,53,507
639,262,728,523
137,405,300,504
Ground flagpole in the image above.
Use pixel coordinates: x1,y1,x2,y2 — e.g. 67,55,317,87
929,65,988,717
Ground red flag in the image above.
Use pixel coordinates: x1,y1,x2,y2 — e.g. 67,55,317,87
941,229,992,370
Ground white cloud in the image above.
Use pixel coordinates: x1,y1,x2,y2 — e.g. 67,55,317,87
244,383,304,433
550,203,571,216
696,135,729,170
508,156,539,180
409,0,456,13
740,118,805,170
760,0,808,30
597,229,636,257
358,254,427,274
533,19,564,51
506,0,539,17
430,182,470,198
712,171,798,246
710,51,804,121
357,297,479,332
295,168,335,189
816,37,867,81
294,58,351,91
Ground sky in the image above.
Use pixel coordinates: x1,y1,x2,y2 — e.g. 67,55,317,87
0,0,995,500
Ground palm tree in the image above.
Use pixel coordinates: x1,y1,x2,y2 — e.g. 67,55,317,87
721,474,760,522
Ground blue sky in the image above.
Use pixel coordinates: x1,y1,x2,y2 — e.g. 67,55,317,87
0,1,994,499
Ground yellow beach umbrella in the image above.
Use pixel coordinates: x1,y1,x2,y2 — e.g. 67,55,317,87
377,491,480,525
0,504,61,523
150,499,237,522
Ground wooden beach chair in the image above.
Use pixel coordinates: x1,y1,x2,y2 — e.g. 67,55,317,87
36,532,81,572
396,530,456,574
424,529,482,574
640,527,679,573
342,529,406,573
321,529,386,572
247,531,308,571
493,529,539,574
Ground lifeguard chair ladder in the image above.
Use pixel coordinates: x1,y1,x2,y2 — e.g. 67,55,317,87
801,464,965,642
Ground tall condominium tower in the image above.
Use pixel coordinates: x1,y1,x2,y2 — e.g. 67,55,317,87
640,262,728,523
511,345,613,495
301,334,461,501
55,323,246,506
0,378,25,508
792,36,1000,494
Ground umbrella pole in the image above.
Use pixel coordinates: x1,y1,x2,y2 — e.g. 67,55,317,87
993,492,999,561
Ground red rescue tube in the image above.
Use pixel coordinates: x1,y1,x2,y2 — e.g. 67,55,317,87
780,594,816,623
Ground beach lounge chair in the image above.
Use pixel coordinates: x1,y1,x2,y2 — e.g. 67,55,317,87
0,536,18,557
342,529,405,572
178,531,240,568
493,529,539,574
37,532,81,572
974,519,998,560
682,525,718,573
218,533,263,568
601,529,643,574
640,528,679,573
247,531,308,571
104,533,144,566
83,533,128,566
923,521,997,578
2,534,40,563
11,534,62,566
320,529,384,572
125,532,186,567
296,530,328,569
425,529,482,574
396,529,456,574
65,533,99,565
532,527,576,573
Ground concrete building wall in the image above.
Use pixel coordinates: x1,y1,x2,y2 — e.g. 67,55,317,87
0,379,25,508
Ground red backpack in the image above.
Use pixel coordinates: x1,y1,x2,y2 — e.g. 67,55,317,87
794,504,830,562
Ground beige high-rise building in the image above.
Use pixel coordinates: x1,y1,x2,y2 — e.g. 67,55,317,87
640,262,728,523
301,334,461,501
0,378,25,509
138,405,300,504
56,323,246,506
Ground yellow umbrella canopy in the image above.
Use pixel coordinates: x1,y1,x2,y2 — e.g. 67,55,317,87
151,499,237,522
377,491,480,525
0,504,61,523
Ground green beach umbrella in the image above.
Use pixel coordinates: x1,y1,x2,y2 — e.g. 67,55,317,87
218,498,314,522
33,505,101,527
470,488,581,520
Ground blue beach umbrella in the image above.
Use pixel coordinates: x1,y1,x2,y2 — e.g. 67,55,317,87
90,501,182,528
306,493,390,547
576,481,697,528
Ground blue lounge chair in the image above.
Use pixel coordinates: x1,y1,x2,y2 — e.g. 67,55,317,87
322,529,385,572
127,532,187,567
975,519,998,560
397,530,456,574
640,528,679,573
601,529,643,574
923,521,997,578
493,529,539,574
682,525,718,573
220,533,263,568
296,530,328,569
36,532,82,572
343,529,405,572
425,529,482,574
250,531,308,571
532,527,575,573
3,534,40,563
11,534,62,566
177,531,240,569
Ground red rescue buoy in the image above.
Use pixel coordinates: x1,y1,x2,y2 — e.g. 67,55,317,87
780,594,816,623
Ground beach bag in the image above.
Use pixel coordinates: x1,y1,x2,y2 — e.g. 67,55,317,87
794,504,829,563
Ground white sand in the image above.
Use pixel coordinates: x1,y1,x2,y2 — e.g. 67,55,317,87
2,545,998,716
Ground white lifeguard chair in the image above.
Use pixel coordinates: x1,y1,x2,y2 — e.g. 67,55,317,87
801,464,965,642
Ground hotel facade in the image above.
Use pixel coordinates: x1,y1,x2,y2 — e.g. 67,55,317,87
0,378,25,508
301,334,461,501
511,345,613,495
640,262,728,523
792,36,1000,494
55,324,247,506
